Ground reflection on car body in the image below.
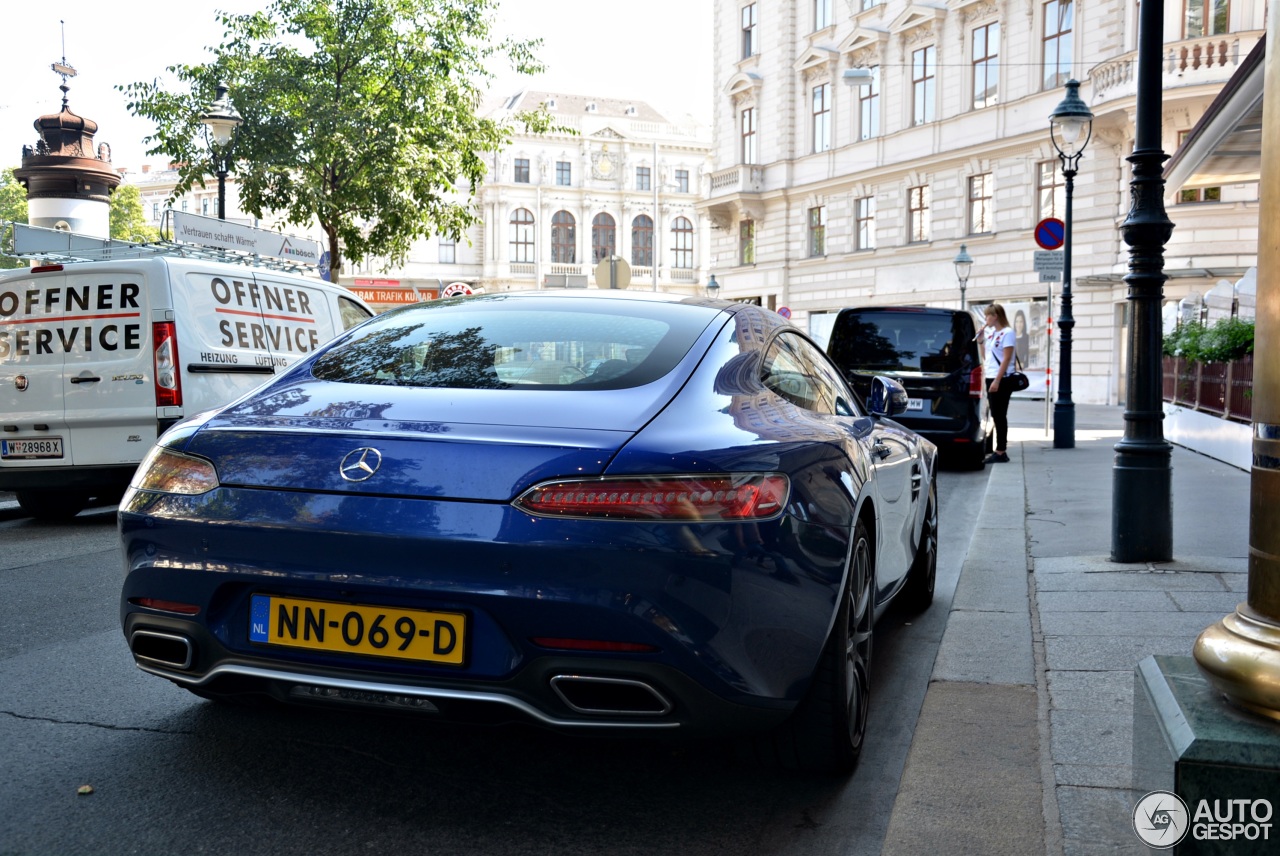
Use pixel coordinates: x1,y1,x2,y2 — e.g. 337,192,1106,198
120,290,939,774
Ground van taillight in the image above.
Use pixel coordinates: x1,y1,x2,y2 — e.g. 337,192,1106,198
31,264,64,273
153,322,182,407
969,366,984,398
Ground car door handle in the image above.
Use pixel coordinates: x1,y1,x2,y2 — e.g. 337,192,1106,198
872,442,892,459
70,376,102,384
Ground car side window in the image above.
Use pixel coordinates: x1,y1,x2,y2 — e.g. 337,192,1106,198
338,296,374,330
761,332,858,416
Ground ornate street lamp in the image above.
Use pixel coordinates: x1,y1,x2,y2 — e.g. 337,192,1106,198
200,82,243,221
1048,79,1094,449
953,244,973,310
705,273,721,299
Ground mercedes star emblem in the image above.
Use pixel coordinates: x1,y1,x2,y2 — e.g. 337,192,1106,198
339,447,383,482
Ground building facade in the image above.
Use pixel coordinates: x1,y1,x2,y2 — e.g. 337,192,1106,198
700,0,1265,405
403,91,715,298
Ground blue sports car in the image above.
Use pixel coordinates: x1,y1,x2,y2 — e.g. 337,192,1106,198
120,291,938,773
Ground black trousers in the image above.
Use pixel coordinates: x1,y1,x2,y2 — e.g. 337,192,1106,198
988,380,1014,452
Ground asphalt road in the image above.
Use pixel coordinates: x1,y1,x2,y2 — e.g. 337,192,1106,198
0,467,987,856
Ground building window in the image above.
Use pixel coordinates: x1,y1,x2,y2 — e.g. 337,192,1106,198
675,169,690,193
1185,0,1230,37
1037,160,1064,220
912,46,936,126
510,208,534,263
1178,187,1223,204
672,217,694,269
181,199,188,213
552,210,576,263
859,67,881,140
741,4,757,60
815,0,832,30
514,157,530,183
972,21,1000,109
969,174,993,235
739,219,755,265
855,196,876,251
636,166,651,191
812,83,831,153
632,215,653,267
439,236,456,264
152,203,159,221
1043,1,1074,91
741,107,758,164
202,198,210,216
556,161,571,186
860,0,881,9
808,206,826,257
592,213,616,264
908,185,931,243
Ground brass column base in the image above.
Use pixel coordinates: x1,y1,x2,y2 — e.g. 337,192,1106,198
1194,606,1280,722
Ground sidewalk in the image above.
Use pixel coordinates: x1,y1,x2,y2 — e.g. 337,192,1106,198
883,399,1252,856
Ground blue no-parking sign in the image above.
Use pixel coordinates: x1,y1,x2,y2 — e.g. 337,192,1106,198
1035,218,1066,250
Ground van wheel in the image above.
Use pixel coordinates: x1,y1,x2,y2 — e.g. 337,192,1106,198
16,490,90,521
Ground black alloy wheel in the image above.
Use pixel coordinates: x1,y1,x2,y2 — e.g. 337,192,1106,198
901,481,938,613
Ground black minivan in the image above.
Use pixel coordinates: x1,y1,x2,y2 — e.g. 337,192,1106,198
826,306,992,468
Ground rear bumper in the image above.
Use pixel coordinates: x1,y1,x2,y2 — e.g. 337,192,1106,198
0,463,137,493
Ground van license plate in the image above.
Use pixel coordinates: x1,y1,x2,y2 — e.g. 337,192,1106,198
905,399,924,411
1,438,64,459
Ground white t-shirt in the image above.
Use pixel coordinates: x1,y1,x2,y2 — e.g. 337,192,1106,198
983,325,1016,378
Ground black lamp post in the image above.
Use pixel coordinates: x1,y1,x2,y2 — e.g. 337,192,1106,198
706,273,720,299
1112,0,1173,562
1048,80,1094,450
200,82,243,221
953,244,973,310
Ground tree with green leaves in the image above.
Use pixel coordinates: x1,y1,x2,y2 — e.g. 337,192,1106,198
121,0,553,278
110,184,161,243
1,167,30,270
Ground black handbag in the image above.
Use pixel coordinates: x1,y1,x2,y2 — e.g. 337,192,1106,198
1007,352,1030,392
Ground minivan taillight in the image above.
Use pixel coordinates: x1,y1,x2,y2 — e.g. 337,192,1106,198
969,366,984,398
153,322,182,407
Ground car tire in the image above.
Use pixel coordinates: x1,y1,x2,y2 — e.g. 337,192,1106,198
755,518,873,774
16,490,90,521
900,480,937,613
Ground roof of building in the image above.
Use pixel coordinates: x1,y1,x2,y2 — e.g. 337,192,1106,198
495,91,671,124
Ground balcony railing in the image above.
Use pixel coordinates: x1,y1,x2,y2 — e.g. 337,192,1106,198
510,263,536,276
670,268,697,283
549,264,582,276
708,165,764,195
1089,31,1263,102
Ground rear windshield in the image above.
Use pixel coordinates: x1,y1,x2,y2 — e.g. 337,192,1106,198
310,296,718,390
827,310,974,373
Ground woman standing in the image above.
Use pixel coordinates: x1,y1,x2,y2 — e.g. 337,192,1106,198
982,303,1017,464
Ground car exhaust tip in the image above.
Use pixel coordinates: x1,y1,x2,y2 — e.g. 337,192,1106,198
130,630,194,670
549,675,673,716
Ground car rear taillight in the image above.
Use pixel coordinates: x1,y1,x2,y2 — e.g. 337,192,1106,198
969,366,984,398
153,321,182,407
515,474,790,521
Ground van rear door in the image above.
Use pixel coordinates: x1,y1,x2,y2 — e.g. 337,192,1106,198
0,269,72,470
59,265,156,466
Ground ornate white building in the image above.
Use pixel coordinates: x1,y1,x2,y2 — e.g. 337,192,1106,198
700,0,1264,405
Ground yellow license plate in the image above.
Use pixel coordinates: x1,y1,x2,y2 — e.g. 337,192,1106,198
249,595,466,665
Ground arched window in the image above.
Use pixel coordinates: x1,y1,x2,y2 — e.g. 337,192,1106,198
592,213,616,264
552,211,576,263
510,208,534,263
671,217,694,269
631,215,653,267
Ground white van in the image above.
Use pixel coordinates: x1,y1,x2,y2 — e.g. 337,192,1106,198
0,255,374,518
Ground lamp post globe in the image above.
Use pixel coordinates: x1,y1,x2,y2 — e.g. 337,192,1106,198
953,243,973,311
1048,79,1094,450
200,82,244,221
706,274,720,300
